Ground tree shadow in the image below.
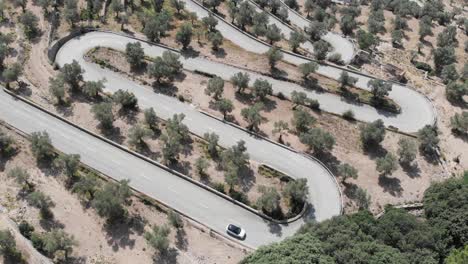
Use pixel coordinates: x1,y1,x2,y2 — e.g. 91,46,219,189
452,130,468,142
104,213,146,251
238,165,256,193
137,143,161,161
16,81,32,97
129,61,148,76
152,82,178,96
101,126,125,145
401,162,421,178
363,144,388,160
211,48,226,58
117,108,139,125
168,160,191,176
266,221,283,237
270,67,288,79
378,175,403,197
234,91,254,104
55,102,75,118
180,48,200,59
175,228,188,251
153,247,179,264
39,217,65,231
261,97,277,112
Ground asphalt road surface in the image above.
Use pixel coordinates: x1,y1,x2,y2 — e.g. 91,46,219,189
0,89,311,249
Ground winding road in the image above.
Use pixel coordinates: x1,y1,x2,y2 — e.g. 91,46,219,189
0,0,436,250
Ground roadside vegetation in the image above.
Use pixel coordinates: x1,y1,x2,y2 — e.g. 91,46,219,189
0,125,247,263
242,170,468,264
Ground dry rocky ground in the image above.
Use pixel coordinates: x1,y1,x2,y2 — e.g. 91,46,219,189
0,125,248,264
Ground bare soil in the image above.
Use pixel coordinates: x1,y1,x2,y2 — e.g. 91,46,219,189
0,125,248,264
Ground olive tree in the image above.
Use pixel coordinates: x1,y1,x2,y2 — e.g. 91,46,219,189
125,42,145,69
205,76,224,100
337,163,358,183
231,72,250,93
299,127,335,155
376,153,398,176
30,131,54,162
241,102,264,132
397,138,417,165
91,102,114,130
265,46,283,69
359,119,386,148
256,186,280,215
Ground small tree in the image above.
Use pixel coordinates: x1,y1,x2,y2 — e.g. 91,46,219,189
48,75,66,104
30,131,54,162
109,0,123,18
83,79,105,98
450,112,468,135
203,132,219,157
337,163,358,183
128,123,154,149
356,29,379,51
125,42,145,69
252,79,273,101
359,119,386,148
145,225,170,254
418,125,439,156
195,157,209,176
0,230,22,262
0,129,15,158
241,103,264,132
291,91,308,109
205,76,224,100
299,62,318,80
289,31,306,53
170,0,185,14
306,21,326,41
175,23,193,50
446,82,467,103
440,64,459,84
397,138,417,165
283,178,308,208
60,60,84,91
93,179,131,222
72,172,100,202
19,11,39,40
292,108,315,133
367,79,392,103
144,107,158,130
91,102,114,129
272,120,289,142
265,24,282,45
208,31,223,50
27,191,55,219
113,89,138,110
64,0,80,26
231,72,250,93
338,72,358,90
313,40,329,61
202,14,218,32
2,63,22,88
168,209,184,229
214,98,234,119
355,187,371,210
55,153,80,185
7,167,33,192
376,153,398,176
41,229,76,261
299,127,335,154
265,46,283,69
256,186,280,215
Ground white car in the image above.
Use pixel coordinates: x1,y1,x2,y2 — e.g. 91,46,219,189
226,224,246,240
